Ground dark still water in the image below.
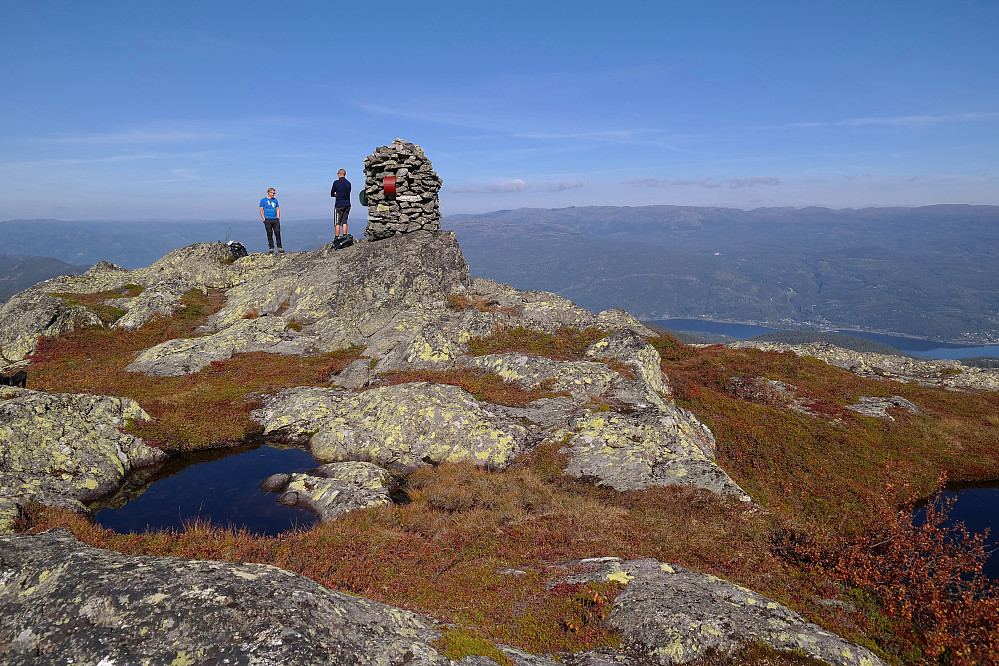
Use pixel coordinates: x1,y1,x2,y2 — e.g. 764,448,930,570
920,483,999,580
92,444,319,536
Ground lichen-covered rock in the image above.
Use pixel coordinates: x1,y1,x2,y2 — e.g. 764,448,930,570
253,383,528,472
552,411,748,500
0,291,102,363
0,389,166,532
846,395,921,420
462,353,624,401
0,242,265,363
262,461,394,522
0,528,453,666
126,313,321,376
562,558,886,666
584,329,672,399
108,278,192,331
468,278,658,338
115,230,475,375
728,341,999,391
332,357,373,388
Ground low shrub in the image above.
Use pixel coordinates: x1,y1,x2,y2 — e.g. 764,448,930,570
374,368,566,406
467,325,609,361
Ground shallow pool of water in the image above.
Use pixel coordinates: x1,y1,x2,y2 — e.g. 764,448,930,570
92,443,319,536
938,482,999,580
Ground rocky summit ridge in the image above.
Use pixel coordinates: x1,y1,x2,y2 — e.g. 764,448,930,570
0,230,889,665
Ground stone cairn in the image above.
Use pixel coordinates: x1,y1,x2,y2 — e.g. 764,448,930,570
363,138,443,241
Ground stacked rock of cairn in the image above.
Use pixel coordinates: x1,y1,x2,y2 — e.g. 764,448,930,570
362,138,443,241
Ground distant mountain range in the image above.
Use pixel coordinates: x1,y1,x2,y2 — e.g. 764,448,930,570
3,204,998,343
0,254,90,302
444,204,999,344
0,218,338,269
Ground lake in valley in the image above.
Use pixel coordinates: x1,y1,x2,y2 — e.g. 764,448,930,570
652,318,999,360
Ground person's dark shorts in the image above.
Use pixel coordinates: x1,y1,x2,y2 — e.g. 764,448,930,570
335,206,350,225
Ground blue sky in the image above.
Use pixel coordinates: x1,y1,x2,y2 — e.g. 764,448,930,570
3,1,998,220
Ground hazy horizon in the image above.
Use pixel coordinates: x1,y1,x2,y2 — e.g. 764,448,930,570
4,201,999,225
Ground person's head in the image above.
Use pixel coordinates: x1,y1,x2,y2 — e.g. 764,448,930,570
338,169,346,178
267,188,276,198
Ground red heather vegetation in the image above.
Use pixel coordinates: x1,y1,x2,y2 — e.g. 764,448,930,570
375,368,567,406
16,293,999,664
466,325,609,361
28,289,361,449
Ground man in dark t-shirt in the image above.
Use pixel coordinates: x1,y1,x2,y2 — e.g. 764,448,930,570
330,169,351,241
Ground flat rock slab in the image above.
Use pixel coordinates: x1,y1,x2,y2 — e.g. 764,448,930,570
561,558,885,666
253,383,528,472
0,529,453,665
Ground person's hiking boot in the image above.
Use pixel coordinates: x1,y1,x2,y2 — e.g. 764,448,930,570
268,248,274,254
278,248,285,253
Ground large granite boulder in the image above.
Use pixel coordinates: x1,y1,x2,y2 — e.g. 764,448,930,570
253,383,529,473
0,529,453,665
552,410,748,500
129,230,474,376
0,388,166,531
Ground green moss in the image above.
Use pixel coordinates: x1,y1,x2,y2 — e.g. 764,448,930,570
433,627,514,665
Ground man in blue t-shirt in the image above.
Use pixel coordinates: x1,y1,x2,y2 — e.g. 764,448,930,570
258,187,283,254
330,169,351,242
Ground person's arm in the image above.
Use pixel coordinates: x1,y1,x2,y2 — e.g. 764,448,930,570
259,205,266,221
275,205,280,220
331,182,336,198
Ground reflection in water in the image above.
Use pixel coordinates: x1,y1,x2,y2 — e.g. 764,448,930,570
915,481,999,580
937,482,999,580
91,443,319,536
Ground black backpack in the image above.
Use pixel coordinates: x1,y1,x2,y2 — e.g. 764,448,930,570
228,241,249,260
333,234,354,250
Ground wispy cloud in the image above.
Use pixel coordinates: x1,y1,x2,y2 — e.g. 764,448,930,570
168,168,199,181
447,178,585,194
626,176,780,189
537,180,584,192
0,153,165,169
0,151,220,172
449,179,528,194
788,111,999,129
20,116,323,147
37,128,234,145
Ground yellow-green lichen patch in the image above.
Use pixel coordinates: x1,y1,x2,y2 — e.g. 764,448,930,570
260,383,525,470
